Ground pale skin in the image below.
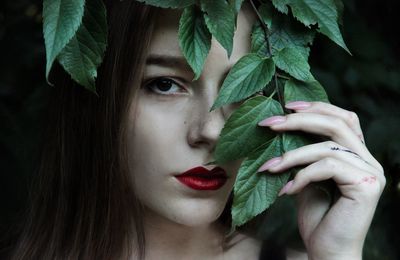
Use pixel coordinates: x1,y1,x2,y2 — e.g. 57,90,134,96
126,3,385,260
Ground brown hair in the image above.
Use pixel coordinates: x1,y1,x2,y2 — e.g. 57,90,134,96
10,1,159,259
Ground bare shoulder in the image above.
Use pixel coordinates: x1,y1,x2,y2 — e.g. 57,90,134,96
223,232,262,260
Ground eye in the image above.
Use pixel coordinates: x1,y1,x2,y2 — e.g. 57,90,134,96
144,77,186,95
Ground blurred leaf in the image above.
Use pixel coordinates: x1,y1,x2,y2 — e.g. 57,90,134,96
271,0,289,14
136,0,195,8
229,0,244,13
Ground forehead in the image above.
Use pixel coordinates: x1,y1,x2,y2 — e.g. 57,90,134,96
150,8,183,57
147,4,257,69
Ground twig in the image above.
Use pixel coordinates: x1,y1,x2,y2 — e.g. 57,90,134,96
249,0,286,111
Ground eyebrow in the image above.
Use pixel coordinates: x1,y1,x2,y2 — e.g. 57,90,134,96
145,54,192,72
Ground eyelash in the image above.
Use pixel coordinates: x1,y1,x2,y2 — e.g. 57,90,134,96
143,77,187,96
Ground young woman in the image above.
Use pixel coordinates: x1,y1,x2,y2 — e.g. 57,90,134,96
9,1,385,259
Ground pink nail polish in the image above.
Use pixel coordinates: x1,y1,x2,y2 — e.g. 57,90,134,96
278,180,294,196
285,101,311,110
258,116,286,126
258,157,282,172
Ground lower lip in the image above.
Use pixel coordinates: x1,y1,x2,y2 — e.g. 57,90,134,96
175,176,227,190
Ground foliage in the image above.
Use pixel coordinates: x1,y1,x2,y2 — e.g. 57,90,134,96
42,0,85,81
178,5,211,80
1,0,399,259
57,0,107,92
41,0,348,230
211,54,275,110
43,0,107,92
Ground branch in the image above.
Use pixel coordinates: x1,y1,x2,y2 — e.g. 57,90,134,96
249,0,287,112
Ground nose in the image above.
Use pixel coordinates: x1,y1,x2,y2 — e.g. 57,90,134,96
187,94,226,152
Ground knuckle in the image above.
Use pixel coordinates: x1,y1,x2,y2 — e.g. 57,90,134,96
324,140,339,149
320,157,337,169
363,181,382,198
294,168,307,182
328,118,346,136
347,111,360,126
356,175,383,198
297,168,306,176
377,164,385,175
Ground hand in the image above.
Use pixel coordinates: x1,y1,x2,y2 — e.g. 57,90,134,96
257,101,386,260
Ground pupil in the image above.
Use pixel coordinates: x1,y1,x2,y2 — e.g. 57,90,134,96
158,79,172,91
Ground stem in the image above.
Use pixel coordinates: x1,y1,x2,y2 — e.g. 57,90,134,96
249,0,272,56
249,0,286,112
268,90,277,99
277,73,291,80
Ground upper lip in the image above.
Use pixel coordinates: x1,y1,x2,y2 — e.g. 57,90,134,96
175,166,228,178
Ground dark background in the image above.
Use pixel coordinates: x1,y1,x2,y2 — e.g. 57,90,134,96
0,0,399,259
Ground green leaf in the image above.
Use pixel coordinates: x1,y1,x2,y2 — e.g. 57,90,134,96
231,132,313,227
251,22,269,57
251,14,315,59
229,0,244,13
178,6,211,81
258,4,274,28
282,132,311,152
273,47,314,82
136,0,195,8
214,96,283,163
284,79,329,103
43,0,85,81
269,15,315,56
57,0,107,92
232,136,290,227
277,0,350,53
200,0,236,58
333,0,344,25
211,54,275,110
271,0,289,14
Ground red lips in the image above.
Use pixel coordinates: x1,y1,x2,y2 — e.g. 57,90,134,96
174,166,228,190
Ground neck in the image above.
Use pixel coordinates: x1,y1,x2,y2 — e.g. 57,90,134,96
142,208,228,259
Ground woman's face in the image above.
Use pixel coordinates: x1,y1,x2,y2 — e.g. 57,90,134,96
127,4,256,227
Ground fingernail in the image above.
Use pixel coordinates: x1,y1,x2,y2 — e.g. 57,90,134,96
285,101,311,110
278,180,294,196
258,157,282,172
258,116,286,126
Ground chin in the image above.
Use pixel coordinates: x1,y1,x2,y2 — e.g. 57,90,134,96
147,197,228,228
168,209,224,227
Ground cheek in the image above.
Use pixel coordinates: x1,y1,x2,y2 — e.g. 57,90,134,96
133,102,187,151
127,101,189,180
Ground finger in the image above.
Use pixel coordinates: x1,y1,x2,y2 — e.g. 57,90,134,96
283,159,383,250
279,158,384,200
296,185,331,246
285,101,365,143
258,113,383,172
258,141,377,177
